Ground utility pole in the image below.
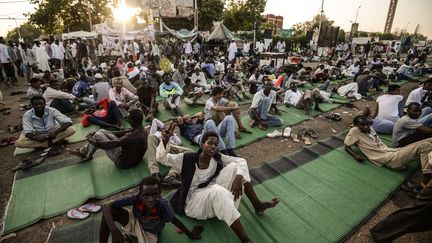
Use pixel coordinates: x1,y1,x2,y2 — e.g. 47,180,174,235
10,17,22,40
194,0,198,30
87,0,93,31
316,0,324,55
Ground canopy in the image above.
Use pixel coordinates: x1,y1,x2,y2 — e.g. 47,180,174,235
162,22,198,42
207,22,240,41
62,31,97,40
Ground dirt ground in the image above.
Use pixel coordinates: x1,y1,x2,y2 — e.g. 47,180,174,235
0,77,431,243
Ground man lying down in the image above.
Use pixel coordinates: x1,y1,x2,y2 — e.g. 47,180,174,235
156,130,280,242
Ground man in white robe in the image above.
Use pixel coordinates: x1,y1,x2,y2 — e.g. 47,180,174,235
227,41,237,61
156,130,280,243
32,41,51,72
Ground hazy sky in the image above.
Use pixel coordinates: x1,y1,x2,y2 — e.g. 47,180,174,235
264,0,432,38
0,0,431,39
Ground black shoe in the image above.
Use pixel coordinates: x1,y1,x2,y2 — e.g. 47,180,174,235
47,144,65,156
161,176,181,188
226,149,238,157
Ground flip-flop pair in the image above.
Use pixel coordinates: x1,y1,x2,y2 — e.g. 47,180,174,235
298,128,318,145
325,113,342,121
67,204,101,220
0,137,16,147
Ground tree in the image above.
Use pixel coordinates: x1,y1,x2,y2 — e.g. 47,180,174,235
27,0,112,33
198,0,224,30
6,23,42,42
223,0,267,31
292,14,334,36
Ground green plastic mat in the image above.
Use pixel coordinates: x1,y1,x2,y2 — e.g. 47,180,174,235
2,156,169,234
45,134,417,243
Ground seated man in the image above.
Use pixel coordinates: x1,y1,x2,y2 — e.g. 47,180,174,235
159,73,183,116
99,176,203,243
284,83,324,115
205,86,251,135
27,78,43,99
345,115,432,187
109,77,138,118
336,81,362,100
43,80,76,114
171,63,188,86
406,78,432,118
92,73,111,103
224,68,251,100
209,72,230,95
72,109,147,169
249,80,283,130
136,80,158,121
16,96,76,151
156,131,280,243
356,69,383,95
178,112,238,156
72,73,95,105
81,98,123,130
364,85,403,134
146,118,192,188
396,61,414,80
182,77,205,105
190,67,210,93
393,102,432,147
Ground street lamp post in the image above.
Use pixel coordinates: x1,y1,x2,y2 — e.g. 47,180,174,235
354,5,361,24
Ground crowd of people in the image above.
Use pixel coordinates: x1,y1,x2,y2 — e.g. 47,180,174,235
1,33,432,242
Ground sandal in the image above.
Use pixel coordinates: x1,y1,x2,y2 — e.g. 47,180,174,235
307,129,318,139
78,203,101,213
11,157,45,172
290,133,300,143
325,113,342,121
299,128,311,145
3,109,10,115
67,209,90,220
0,138,10,147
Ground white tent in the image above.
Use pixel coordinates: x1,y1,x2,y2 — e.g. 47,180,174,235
62,31,98,40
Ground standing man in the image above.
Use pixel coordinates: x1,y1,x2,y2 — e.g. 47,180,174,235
227,40,237,61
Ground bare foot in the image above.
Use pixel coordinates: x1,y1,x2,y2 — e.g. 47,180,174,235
255,197,280,216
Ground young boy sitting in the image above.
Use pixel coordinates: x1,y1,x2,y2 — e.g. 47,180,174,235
99,176,203,243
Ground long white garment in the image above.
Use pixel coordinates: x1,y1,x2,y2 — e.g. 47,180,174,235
156,143,251,226
184,42,192,54
33,45,51,72
337,82,362,100
227,42,237,61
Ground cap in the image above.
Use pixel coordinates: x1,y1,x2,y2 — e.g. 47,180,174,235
95,73,103,79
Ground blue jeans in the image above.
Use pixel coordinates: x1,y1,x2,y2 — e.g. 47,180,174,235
372,118,396,134
418,113,432,128
195,116,236,150
248,97,283,127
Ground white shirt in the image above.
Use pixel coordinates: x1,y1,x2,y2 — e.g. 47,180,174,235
190,72,207,87
43,87,75,106
284,89,302,106
243,43,250,53
250,90,277,112
375,94,403,122
406,87,426,106
0,43,10,63
51,43,62,59
184,42,193,54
